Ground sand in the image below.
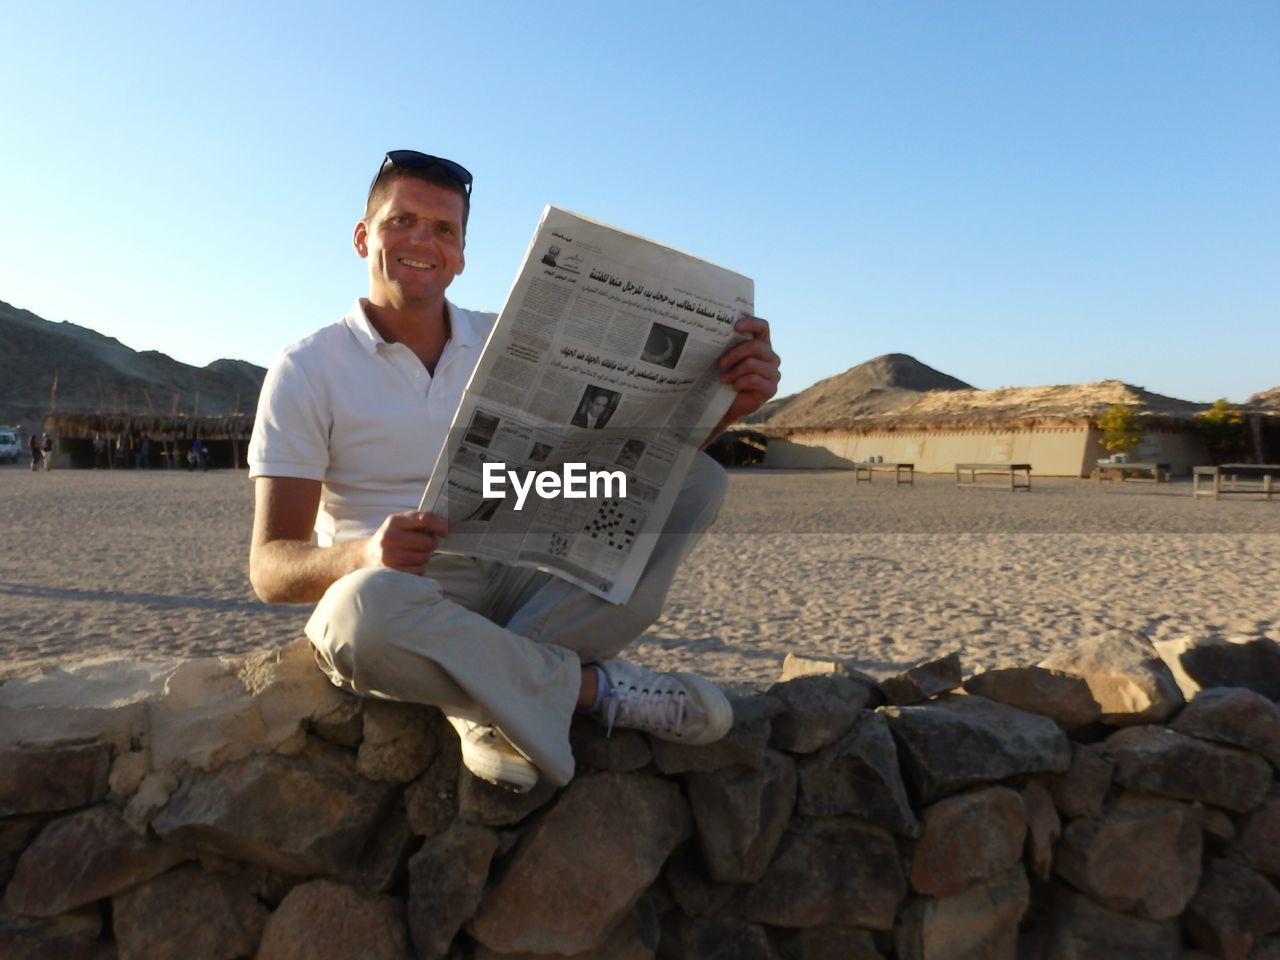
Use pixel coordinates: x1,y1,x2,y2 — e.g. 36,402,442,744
2,465,1278,690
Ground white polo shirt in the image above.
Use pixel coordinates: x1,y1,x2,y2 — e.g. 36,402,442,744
249,300,496,545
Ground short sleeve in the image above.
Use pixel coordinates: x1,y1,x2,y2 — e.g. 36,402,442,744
248,348,330,482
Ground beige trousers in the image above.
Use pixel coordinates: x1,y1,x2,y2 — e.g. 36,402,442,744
305,454,727,785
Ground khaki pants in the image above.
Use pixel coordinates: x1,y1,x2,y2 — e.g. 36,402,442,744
306,454,727,785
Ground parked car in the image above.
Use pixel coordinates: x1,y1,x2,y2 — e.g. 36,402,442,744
0,428,23,463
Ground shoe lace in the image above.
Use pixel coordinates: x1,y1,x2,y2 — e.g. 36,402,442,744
605,684,686,738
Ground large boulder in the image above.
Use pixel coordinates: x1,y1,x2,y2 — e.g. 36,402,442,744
797,712,918,836
962,666,1100,732
1039,629,1184,725
1026,884,1181,960
1171,686,1280,769
1232,785,1280,879
1152,635,1280,700
909,786,1026,897
1045,743,1113,820
1184,857,1280,960
880,652,963,706
0,741,112,817
1101,726,1272,812
112,863,267,960
896,865,1029,960
407,823,499,960
255,878,410,960
767,674,869,753
355,700,440,783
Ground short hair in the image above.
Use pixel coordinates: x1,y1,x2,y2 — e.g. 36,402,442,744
364,165,470,236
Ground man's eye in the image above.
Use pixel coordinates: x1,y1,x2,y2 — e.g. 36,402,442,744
389,215,410,225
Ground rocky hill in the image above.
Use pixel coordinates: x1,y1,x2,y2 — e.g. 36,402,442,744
0,300,265,428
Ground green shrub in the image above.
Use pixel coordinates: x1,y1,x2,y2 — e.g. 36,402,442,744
1197,399,1247,463
1098,404,1143,455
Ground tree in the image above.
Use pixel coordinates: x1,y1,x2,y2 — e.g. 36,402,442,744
1197,399,1246,463
1098,404,1143,455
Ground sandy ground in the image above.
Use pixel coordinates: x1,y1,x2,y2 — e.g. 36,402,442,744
2,464,1278,690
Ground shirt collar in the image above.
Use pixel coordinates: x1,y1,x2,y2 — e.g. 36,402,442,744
343,299,484,355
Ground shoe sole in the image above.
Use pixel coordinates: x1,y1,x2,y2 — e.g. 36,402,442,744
669,672,734,746
459,741,539,794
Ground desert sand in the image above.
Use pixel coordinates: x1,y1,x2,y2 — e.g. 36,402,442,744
2,465,1277,690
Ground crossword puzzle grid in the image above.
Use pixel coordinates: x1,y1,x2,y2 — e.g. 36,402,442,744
583,499,643,551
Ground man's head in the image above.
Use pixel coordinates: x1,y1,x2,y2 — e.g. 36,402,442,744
365,151,472,235
588,393,610,419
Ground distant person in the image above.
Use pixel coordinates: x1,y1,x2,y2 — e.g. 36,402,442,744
40,433,52,470
29,433,42,471
93,434,106,469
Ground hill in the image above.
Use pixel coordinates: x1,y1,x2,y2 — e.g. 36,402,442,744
0,300,266,428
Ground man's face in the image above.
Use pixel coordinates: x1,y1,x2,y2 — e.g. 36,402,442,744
588,394,609,419
354,178,466,309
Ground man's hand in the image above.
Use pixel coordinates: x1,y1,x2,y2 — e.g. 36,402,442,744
364,511,450,575
712,314,781,436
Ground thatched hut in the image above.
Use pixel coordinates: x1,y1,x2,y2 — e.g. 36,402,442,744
43,411,255,470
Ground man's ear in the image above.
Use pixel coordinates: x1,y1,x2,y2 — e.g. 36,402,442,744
353,220,369,258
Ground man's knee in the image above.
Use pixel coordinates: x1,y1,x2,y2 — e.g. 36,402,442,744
672,453,728,534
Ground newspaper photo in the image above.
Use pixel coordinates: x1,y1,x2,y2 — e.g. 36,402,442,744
419,206,753,603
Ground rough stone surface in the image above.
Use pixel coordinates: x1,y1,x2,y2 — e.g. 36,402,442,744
408,823,499,960
569,719,653,772
1152,634,1280,700
458,771,559,827
1053,794,1202,920
0,741,112,816
1020,780,1060,881
256,878,410,960
350,808,414,894
1171,685,1280,768
909,786,1026,897
650,717,771,774
1046,743,1113,819
310,695,363,748
108,749,150,800
741,817,905,930
152,736,397,876
778,652,885,706
476,901,660,959
767,674,869,753
112,863,267,960
1185,857,1280,960
658,915,777,960
771,925,884,960
1233,785,1280,879
880,652,964,706
1039,629,1184,725
1028,884,1181,960
405,733,461,836
469,772,691,955
1102,725,1272,811
662,852,743,920
0,903,103,960
882,695,1071,804
5,805,189,917
962,666,1101,732
356,700,439,783
896,865,1029,960
686,748,796,883
797,713,918,836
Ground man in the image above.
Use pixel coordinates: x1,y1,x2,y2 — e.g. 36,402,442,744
249,151,780,792
571,387,615,429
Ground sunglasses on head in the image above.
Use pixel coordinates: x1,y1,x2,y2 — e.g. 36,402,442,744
377,150,473,196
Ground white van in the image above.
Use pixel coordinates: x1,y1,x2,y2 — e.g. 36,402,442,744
0,428,21,463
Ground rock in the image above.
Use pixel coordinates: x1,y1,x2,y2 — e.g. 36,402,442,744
741,817,905,930
569,719,653,772
469,772,691,955
731,692,789,726
0,741,112,816
896,865,1029,960
880,652,963,706
152,737,396,876
256,878,410,960
1233,785,1280,879
1039,629,1184,725
0,903,103,960
778,653,885,705
108,750,150,800
405,733,460,837
1052,794,1201,920
662,852,743,920
796,713,918,836
650,718,771,774
0,816,43,888
767,675,869,753
1185,857,1280,960
909,786,1026,897
112,863,267,960
458,771,560,827
1020,780,1060,881
5,805,189,917
658,915,777,960
770,925,885,960
476,901,660,959
1171,686,1280,768
1028,884,1181,960
882,695,1070,804
356,700,439,783
350,808,414,894
685,748,796,883
962,666,1100,732
123,770,179,830
1152,634,1280,700
1101,725,1272,812
407,823,499,960
310,696,363,748
1254,938,1280,960
1046,743,1113,820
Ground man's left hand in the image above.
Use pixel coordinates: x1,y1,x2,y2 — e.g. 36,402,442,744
717,314,781,426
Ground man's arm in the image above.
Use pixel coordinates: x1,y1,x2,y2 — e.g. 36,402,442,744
249,476,449,604
703,315,781,448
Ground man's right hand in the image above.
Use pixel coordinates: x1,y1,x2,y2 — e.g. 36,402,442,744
365,511,450,575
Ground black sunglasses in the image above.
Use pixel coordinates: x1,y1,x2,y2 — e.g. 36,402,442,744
377,150,473,196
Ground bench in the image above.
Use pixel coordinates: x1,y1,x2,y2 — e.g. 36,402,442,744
1193,464,1280,500
1093,461,1171,483
955,463,1032,492
853,462,914,486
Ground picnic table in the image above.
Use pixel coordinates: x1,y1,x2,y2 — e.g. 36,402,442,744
1193,464,1280,500
1093,461,1171,483
853,462,914,486
955,463,1032,492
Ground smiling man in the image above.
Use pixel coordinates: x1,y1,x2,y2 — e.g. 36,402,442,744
248,150,781,792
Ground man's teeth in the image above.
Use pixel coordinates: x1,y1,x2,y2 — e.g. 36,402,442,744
399,258,433,269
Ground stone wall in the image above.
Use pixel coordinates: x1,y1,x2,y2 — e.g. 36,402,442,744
2,634,1278,960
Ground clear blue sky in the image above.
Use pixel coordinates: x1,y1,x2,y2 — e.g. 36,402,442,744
2,1,1276,403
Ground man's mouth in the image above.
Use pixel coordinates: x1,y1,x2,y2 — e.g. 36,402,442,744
398,258,434,270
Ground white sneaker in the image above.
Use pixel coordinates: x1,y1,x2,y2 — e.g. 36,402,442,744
445,710,539,794
596,659,733,746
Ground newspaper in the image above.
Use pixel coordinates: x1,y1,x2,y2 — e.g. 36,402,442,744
418,206,753,603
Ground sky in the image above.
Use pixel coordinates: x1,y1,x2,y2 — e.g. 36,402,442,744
2,1,1277,404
